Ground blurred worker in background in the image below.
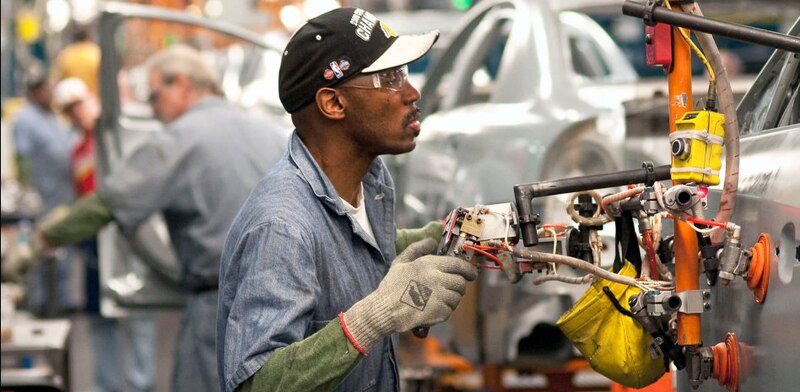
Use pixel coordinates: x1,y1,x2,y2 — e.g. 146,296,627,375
7,70,79,314
218,8,475,392
53,25,101,95
32,45,288,392
718,49,744,77
52,77,157,392
12,71,75,216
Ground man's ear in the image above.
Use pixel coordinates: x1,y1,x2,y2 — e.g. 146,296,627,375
315,88,346,120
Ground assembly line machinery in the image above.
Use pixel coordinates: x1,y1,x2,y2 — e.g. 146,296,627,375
420,1,799,391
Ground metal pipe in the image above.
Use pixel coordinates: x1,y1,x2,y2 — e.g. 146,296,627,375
622,1,800,52
516,165,671,199
668,18,702,346
514,164,671,246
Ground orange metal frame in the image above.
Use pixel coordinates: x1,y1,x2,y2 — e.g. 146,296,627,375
668,21,701,346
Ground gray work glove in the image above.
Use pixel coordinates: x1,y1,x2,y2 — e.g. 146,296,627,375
1,228,48,283
2,241,35,282
343,238,477,352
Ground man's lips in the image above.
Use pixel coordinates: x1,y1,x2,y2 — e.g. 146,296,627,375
408,118,421,134
404,107,422,133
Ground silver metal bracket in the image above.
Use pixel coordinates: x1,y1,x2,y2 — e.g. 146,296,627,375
686,346,714,389
733,248,753,276
677,289,712,314
642,290,679,316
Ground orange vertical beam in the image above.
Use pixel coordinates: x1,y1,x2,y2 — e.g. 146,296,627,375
668,23,701,346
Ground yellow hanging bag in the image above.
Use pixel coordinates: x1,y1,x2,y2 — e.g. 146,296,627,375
557,261,666,388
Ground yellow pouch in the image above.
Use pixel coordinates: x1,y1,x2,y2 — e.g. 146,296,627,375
556,261,666,388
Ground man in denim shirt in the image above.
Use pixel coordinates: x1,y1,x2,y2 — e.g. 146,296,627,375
218,8,478,392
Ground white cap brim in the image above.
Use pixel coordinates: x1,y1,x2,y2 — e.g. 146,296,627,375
362,30,440,73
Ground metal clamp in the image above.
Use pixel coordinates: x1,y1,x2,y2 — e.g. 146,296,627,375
685,345,714,389
676,289,712,314
635,290,682,316
640,186,659,215
718,237,751,283
642,161,657,186
643,0,664,27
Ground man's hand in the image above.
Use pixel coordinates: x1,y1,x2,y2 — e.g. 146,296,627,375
1,233,43,283
342,238,477,353
1,207,65,283
1,228,51,283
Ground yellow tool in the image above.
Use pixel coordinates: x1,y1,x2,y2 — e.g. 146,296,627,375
670,110,725,185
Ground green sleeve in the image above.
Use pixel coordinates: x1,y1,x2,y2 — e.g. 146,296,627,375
237,318,361,392
15,155,32,186
395,220,444,254
40,193,114,246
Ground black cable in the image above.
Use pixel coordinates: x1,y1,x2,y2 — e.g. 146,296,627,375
602,286,636,318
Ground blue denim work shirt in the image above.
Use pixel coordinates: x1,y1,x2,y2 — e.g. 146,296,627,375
13,103,76,214
218,131,400,392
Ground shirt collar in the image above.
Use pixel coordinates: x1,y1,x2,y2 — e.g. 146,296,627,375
183,96,227,115
288,131,389,215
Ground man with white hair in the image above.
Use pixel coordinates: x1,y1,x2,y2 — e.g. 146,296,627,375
36,45,288,392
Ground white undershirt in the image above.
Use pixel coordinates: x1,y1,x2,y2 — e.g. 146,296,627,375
341,184,376,243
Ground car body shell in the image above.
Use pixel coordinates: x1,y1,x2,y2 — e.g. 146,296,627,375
394,0,800,378
394,0,639,229
676,17,799,392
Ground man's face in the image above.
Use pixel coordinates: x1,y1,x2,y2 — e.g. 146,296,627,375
31,81,54,109
338,65,422,156
148,71,188,123
66,96,100,133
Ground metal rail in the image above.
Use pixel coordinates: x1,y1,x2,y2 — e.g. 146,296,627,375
622,0,800,52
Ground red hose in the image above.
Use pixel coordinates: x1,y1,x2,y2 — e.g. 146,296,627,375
643,229,660,280
687,216,727,228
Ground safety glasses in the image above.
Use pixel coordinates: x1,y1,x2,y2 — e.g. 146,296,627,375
148,75,177,105
339,65,409,93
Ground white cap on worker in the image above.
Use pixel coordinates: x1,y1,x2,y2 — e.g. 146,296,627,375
53,77,89,111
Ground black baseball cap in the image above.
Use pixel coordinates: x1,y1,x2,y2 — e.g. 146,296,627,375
278,7,439,113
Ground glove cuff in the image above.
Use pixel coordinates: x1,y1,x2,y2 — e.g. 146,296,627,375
396,221,443,254
342,294,395,353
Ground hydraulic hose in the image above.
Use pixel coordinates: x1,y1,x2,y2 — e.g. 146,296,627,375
643,229,660,280
509,247,646,290
600,186,645,215
677,2,740,243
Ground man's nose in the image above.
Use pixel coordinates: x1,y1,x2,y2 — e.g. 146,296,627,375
402,80,421,104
